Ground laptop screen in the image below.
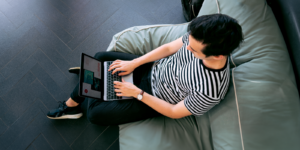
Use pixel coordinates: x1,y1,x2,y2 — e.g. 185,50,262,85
79,53,103,99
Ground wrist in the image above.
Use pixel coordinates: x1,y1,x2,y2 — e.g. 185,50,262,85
133,88,142,99
136,89,145,101
132,58,142,68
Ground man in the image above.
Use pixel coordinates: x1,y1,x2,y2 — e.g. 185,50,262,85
47,14,244,125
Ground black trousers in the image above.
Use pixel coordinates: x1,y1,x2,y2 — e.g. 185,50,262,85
70,52,162,126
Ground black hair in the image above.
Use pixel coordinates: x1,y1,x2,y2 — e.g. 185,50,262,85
188,14,244,57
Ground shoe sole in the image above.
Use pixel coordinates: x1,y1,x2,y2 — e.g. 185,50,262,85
69,67,80,74
69,67,80,70
47,113,83,119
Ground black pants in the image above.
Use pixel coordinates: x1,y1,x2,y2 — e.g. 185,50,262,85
70,52,162,126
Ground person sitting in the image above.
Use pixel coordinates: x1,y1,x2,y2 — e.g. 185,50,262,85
47,13,244,126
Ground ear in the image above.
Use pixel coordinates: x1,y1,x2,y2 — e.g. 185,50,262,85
212,55,225,60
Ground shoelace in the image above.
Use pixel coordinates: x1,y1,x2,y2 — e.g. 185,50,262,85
57,101,67,111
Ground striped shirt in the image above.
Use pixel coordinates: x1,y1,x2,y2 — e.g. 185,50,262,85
151,33,230,116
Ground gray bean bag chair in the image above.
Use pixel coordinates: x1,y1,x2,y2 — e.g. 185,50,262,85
106,0,300,149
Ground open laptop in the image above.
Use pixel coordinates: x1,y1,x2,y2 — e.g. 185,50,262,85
78,53,133,101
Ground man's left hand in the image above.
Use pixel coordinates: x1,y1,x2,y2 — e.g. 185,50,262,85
114,79,140,98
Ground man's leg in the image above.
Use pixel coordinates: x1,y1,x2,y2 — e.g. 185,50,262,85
84,96,162,126
48,51,161,123
70,70,160,125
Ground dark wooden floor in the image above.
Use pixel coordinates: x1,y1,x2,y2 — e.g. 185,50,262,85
0,0,186,149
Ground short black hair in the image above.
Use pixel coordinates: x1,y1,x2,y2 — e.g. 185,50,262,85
188,14,244,57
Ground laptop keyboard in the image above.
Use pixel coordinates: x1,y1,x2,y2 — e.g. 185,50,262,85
106,61,122,100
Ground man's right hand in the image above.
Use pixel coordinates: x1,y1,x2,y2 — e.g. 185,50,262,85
108,59,138,76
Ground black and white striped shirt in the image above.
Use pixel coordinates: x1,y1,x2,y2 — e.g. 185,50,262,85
151,33,230,116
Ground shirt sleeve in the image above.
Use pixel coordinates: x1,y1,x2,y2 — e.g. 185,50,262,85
184,90,221,116
182,32,189,43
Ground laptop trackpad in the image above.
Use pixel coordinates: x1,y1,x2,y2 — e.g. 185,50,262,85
122,73,133,83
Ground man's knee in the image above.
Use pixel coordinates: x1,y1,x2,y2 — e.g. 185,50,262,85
93,52,107,60
87,109,103,125
87,109,115,126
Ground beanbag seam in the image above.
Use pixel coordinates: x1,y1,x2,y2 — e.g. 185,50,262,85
113,23,190,51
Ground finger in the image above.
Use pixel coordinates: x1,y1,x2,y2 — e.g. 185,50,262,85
122,78,125,82
114,84,121,88
108,63,119,71
116,92,122,96
118,71,128,76
108,64,114,71
109,61,116,67
112,60,121,65
114,81,122,85
111,61,121,66
109,60,121,67
109,64,121,71
112,68,121,74
112,59,120,63
114,89,121,92
108,65,115,71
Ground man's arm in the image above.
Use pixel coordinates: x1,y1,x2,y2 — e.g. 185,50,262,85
139,92,192,119
109,37,184,75
114,79,192,119
132,37,183,68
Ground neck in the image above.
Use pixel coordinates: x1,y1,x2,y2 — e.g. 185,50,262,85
202,56,227,70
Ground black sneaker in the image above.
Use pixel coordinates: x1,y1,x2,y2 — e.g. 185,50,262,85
69,67,80,74
47,101,83,119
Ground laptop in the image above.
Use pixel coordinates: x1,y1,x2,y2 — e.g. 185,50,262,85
78,53,134,101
